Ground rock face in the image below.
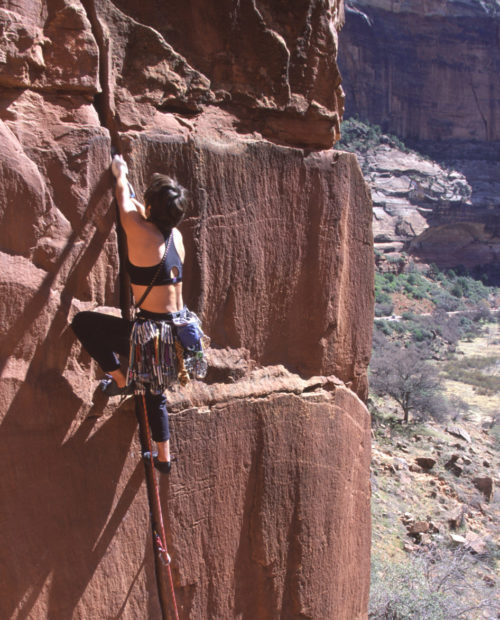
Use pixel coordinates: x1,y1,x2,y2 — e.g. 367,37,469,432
0,1,373,619
345,134,500,272
0,367,371,620
89,0,346,149
356,142,473,254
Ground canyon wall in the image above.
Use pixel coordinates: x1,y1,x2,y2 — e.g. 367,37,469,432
0,1,374,618
340,0,500,143
339,0,500,274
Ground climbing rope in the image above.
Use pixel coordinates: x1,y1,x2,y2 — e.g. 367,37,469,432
139,392,180,620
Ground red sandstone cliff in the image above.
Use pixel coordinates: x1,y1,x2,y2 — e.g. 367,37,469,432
0,1,373,618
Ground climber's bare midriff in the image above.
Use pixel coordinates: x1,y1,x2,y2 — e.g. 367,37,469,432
131,281,184,314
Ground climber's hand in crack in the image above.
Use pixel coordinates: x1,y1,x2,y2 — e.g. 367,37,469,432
111,155,148,226
111,154,128,178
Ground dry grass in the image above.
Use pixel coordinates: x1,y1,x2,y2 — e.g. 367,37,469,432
456,322,500,358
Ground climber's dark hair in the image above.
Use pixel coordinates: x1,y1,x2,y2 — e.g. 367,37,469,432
144,173,187,235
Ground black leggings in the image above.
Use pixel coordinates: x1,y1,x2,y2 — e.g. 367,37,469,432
71,311,170,442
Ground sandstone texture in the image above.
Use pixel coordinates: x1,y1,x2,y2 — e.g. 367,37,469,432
0,1,374,619
1,365,372,620
341,129,500,271
89,0,346,149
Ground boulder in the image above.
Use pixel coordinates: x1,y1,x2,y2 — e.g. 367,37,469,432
407,521,430,535
415,456,436,471
445,454,463,477
447,504,468,530
446,425,472,443
401,512,415,525
450,533,467,545
472,477,494,502
393,457,409,470
465,533,488,555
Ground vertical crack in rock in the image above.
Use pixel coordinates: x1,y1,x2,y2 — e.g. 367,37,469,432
280,470,305,618
81,0,120,148
81,0,132,317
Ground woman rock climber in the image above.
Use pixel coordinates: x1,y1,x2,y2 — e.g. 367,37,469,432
71,155,188,473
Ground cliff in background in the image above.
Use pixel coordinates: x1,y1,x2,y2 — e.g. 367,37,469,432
340,0,499,143
0,1,373,618
339,0,500,277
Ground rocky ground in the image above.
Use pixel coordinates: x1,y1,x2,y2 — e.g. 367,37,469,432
370,323,499,617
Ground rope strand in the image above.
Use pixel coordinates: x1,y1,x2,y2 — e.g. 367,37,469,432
140,393,180,620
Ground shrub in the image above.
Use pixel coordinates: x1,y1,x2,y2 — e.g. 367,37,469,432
338,118,396,153
375,303,394,317
401,311,416,321
472,300,492,322
408,326,430,342
432,311,463,346
370,548,497,619
374,320,392,336
376,291,393,306
451,282,464,298
457,316,480,339
434,290,461,312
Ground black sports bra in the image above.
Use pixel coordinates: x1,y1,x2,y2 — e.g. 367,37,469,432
126,232,183,286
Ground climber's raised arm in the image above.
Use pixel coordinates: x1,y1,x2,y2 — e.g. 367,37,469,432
111,155,147,233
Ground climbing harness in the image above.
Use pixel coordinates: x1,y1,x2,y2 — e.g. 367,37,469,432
127,309,208,393
128,320,178,393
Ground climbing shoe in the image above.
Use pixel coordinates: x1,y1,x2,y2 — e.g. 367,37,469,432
142,451,173,474
153,458,172,474
99,375,133,397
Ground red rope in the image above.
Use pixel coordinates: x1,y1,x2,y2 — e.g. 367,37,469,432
141,393,180,620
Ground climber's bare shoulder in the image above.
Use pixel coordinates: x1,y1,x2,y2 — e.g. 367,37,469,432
172,227,185,262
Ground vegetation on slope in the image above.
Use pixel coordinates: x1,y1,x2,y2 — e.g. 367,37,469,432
338,117,410,154
369,265,499,618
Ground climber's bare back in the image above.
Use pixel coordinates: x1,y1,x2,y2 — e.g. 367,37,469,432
126,217,185,314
